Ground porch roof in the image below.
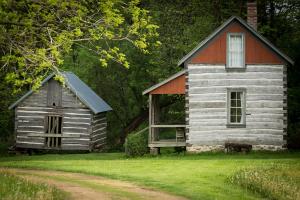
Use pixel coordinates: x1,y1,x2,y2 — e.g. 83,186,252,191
142,70,186,95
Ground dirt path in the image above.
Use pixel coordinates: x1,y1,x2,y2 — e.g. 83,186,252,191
4,168,187,200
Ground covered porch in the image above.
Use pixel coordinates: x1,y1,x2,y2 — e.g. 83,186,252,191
143,70,186,152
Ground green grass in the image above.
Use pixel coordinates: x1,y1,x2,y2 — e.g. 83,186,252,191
0,151,299,200
0,169,68,200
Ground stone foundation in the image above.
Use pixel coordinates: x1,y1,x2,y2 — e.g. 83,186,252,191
252,145,286,151
187,144,285,153
186,145,224,153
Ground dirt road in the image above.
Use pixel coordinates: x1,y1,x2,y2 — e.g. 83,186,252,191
4,168,187,200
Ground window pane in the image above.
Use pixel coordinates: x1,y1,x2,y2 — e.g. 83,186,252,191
228,35,243,68
236,99,241,107
236,115,242,123
230,115,236,123
231,100,237,107
230,108,236,116
231,92,236,99
236,92,241,100
236,108,242,115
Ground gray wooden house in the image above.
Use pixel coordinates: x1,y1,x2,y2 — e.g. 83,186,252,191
9,72,112,151
143,3,294,153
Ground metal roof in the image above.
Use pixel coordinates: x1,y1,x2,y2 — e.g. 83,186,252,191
142,69,186,95
9,72,112,114
178,16,294,66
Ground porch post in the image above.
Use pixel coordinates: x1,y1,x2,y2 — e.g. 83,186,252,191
149,94,152,144
153,95,160,141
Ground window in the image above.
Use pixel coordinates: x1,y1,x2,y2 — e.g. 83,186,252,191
227,33,245,68
227,89,246,127
45,115,62,148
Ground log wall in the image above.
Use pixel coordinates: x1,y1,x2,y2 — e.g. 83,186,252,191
15,79,106,151
91,113,107,149
186,64,286,151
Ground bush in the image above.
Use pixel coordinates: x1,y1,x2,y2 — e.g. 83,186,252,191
124,129,148,157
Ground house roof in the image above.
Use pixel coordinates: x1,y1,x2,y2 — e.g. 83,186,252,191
142,70,186,95
178,16,294,66
9,72,112,114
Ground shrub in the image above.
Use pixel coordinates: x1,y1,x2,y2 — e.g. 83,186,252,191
124,129,148,157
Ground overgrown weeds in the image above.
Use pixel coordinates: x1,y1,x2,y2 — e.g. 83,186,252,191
0,169,67,200
228,164,300,200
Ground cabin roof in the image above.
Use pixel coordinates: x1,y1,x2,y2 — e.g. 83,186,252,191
177,16,294,66
142,70,186,95
9,72,112,114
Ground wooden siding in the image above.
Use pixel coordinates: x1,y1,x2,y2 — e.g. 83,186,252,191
187,64,285,146
149,74,185,94
47,79,62,107
91,113,107,149
15,106,92,150
189,21,285,65
16,78,93,151
62,85,87,108
19,80,86,108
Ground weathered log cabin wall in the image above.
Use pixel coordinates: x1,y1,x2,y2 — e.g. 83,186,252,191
186,64,286,152
15,78,107,151
91,113,107,149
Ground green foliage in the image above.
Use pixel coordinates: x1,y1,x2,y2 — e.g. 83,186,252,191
0,73,14,143
228,164,300,200
0,0,159,92
0,170,67,200
124,130,148,157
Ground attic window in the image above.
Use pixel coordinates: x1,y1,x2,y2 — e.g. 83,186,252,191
227,33,245,68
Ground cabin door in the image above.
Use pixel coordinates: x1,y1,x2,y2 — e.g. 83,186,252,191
45,115,62,148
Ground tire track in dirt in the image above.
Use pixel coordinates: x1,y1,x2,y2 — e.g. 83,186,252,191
3,168,187,200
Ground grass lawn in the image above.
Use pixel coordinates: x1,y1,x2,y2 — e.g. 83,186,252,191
0,151,299,200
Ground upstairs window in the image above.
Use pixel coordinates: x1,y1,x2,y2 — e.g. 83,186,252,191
227,89,246,127
227,33,245,68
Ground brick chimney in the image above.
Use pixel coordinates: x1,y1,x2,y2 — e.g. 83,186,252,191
247,1,257,30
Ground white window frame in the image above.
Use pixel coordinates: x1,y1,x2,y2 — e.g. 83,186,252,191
227,88,246,128
226,33,245,69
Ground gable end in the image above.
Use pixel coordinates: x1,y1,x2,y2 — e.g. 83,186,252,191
178,16,293,66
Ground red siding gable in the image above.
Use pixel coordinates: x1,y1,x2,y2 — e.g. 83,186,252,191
190,21,284,65
150,74,185,94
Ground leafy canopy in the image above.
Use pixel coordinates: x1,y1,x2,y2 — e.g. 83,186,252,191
0,0,159,92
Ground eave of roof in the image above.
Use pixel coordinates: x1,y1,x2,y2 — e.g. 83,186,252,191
177,16,294,66
9,72,112,114
142,69,186,95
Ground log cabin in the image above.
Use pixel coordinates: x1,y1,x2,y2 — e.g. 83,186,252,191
9,72,112,151
143,2,294,153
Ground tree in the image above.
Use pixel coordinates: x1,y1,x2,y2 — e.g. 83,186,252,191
0,0,159,92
